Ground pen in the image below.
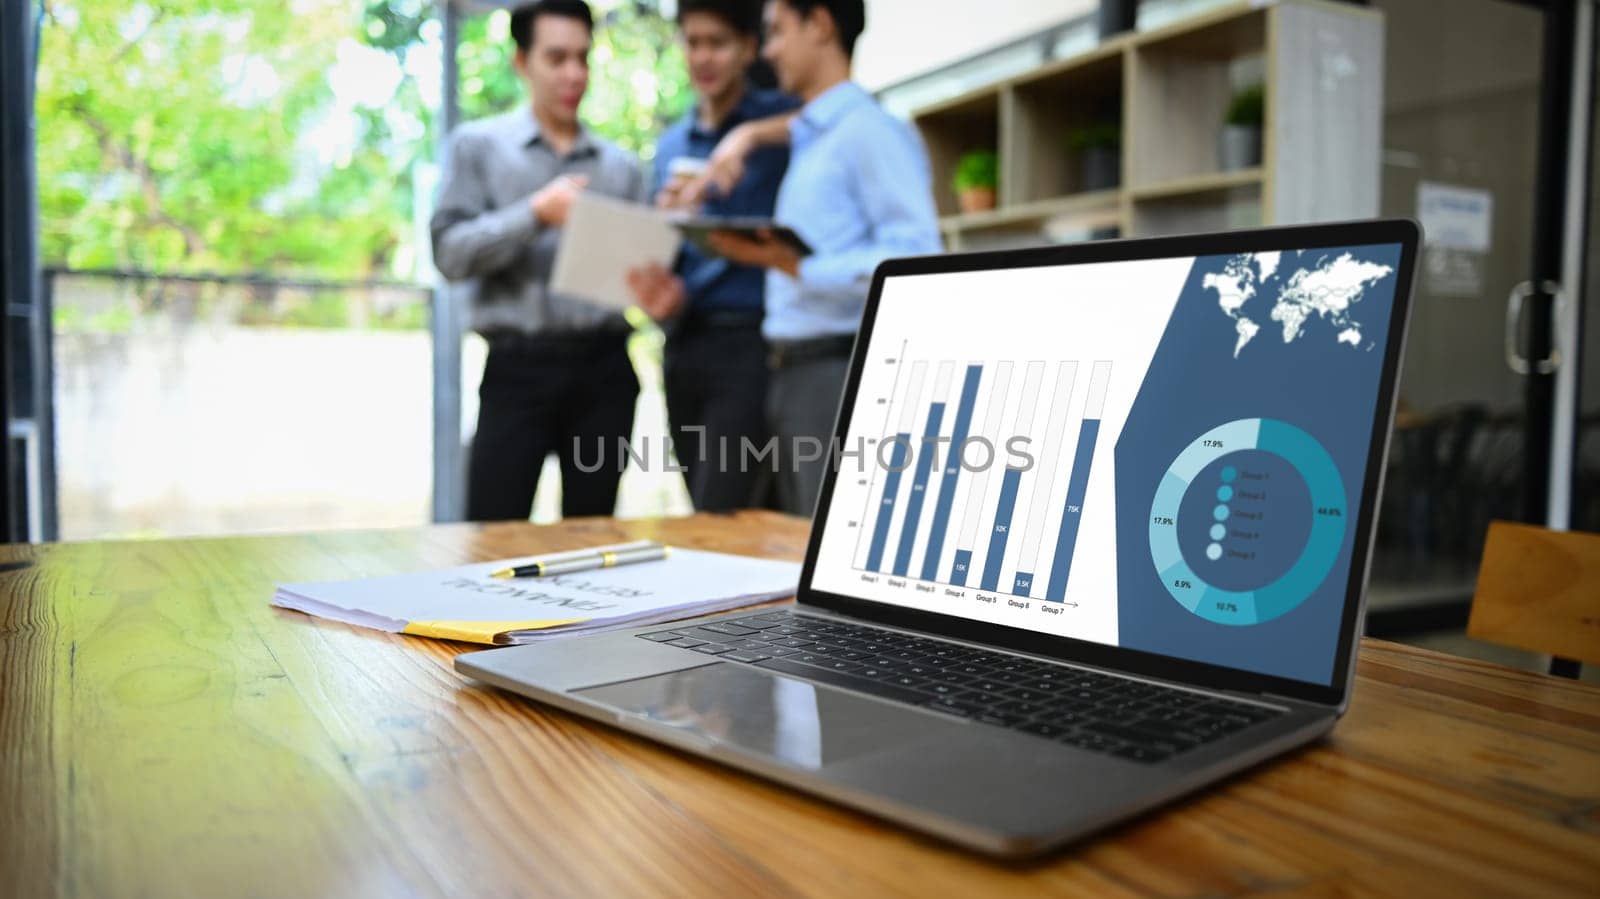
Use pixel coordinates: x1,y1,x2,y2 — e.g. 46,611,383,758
489,541,668,579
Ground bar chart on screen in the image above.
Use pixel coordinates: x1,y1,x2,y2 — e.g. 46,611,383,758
850,348,1114,606
808,253,1193,646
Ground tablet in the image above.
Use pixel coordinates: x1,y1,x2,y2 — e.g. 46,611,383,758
673,217,814,258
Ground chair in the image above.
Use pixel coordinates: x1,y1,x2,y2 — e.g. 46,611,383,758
1468,520,1600,678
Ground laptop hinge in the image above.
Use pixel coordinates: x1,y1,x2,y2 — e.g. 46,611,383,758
1261,691,1321,708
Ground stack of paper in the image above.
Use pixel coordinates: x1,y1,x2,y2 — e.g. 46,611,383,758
271,543,801,645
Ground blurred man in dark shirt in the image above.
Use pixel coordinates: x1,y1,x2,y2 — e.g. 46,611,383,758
691,0,940,516
627,0,798,511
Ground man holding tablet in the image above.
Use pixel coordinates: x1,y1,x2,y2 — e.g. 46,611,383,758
627,0,797,512
687,0,942,517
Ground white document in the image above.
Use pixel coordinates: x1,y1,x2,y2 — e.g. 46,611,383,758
549,192,682,311
271,543,801,645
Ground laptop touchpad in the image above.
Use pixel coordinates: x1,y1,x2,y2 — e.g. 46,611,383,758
576,662,962,771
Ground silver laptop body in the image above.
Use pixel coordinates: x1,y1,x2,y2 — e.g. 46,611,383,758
459,220,1420,858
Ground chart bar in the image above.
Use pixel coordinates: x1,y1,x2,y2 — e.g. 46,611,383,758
981,468,1023,591
920,364,983,581
952,362,1014,584
950,549,974,586
892,363,954,577
979,362,1044,591
1011,362,1079,596
1045,361,1112,602
864,433,911,572
851,338,908,567
864,361,926,572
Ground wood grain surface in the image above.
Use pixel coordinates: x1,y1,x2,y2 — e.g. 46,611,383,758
2,511,1597,898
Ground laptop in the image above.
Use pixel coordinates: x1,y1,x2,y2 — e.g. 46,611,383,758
457,219,1420,857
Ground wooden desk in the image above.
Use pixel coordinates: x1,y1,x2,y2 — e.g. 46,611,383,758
2,512,1597,896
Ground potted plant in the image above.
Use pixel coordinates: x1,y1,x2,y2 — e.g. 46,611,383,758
1065,122,1121,191
1219,84,1264,171
952,150,999,213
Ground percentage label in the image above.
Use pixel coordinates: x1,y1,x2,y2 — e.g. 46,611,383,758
1203,439,1224,448
1152,515,1174,526
1173,579,1193,589
1316,506,1343,517
1216,601,1238,612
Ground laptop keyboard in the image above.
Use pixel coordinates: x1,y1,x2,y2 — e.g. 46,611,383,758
637,611,1284,764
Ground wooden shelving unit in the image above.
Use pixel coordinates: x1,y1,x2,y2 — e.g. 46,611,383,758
1125,167,1263,202
912,0,1384,251
915,89,1002,219
938,190,1122,251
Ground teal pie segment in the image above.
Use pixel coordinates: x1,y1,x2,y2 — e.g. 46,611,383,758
1253,418,1348,622
1148,472,1187,573
1148,417,1347,626
1160,560,1259,624
1164,417,1259,482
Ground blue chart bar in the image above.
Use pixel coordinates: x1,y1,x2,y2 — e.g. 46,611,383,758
920,365,983,580
950,362,1016,587
1044,419,1101,602
950,549,974,586
980,467,1023,591
865,433,911,572
1011,363,1079,597
892,403,946,576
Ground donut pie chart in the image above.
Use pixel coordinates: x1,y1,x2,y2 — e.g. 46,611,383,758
1148,418,1347,626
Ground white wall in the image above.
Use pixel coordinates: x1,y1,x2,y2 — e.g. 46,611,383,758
853,0,1095,91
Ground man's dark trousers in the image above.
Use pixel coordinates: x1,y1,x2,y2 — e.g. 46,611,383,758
467,332,638,521
766,336,854,519
663,313,770,511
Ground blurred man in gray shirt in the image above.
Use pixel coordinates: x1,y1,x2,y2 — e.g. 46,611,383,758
432,0,647,521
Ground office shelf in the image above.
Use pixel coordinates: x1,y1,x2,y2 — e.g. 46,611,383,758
916,89,1002,219
939,190,1122,232
911,0,1385,248
1126,168,1263,202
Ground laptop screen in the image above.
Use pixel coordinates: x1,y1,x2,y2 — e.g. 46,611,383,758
807,242,1406,687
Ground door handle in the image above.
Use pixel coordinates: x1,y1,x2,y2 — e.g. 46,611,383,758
1505,279,1564,375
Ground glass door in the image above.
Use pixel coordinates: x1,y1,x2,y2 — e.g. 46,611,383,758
1,0,50,542
1575,0,1600,537
1365,0,1585,629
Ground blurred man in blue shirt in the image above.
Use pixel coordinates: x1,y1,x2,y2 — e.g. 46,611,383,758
627,0,797,511
702,0,941,516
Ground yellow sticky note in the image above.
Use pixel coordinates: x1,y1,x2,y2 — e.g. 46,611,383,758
401,618,586,645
